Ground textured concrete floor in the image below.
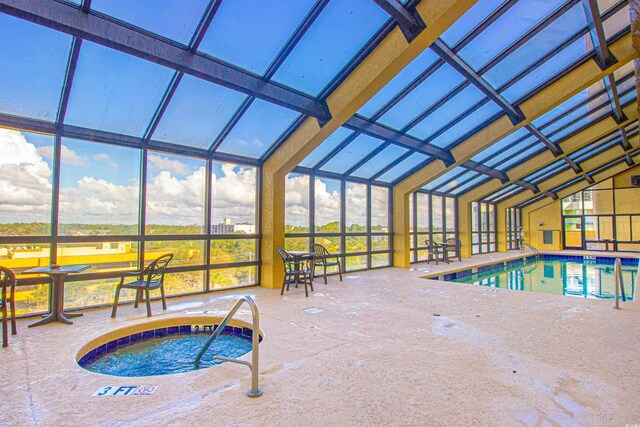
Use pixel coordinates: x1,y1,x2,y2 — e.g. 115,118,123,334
2,251,639,426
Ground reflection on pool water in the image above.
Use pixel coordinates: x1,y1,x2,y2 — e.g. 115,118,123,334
449,257,637,300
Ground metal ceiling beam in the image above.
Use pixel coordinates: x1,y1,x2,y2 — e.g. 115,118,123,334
264,0,329,80
463,160,509,183
143,71,184,142
525,124,563,156
604,74,629,124
371,0,426,42
513,179,540,194
624,153,635,166
619,127,632,150
80,0,90,13
0,0,332,122
370,150,414,181
564,157,583,173
543,191,559,201
56,37,82,130
581,0,617,70
346,115,456,165
430,39,525,126
188,0,223,52
584,174,595,184
343,142,392,176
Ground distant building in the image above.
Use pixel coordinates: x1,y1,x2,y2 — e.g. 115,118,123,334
211,218,255,235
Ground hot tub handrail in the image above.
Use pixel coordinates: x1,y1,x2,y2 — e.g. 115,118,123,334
194,295,262,397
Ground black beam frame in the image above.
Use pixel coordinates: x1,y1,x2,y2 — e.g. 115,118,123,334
372,0,426,42
430,39,525,125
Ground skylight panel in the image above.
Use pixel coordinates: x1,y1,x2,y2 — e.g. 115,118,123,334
214,99,300,158
0,14,72,121
91,0,209,45
65,42,174,137
272,0,388,96
198,0,315,75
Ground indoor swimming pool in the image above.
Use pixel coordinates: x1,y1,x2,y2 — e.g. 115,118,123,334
445,255,638,300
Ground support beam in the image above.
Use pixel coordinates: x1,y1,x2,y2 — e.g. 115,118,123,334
604,74,629,124
619,127,632,150
346,116,455,164
625,153,635,166
543,191,558,200
0,0,332,122
584,174,595,184
261,0,477,283
56,37,82,129
564,157,582,173
431,39,526,125
581,0,617,70
513,179,539,194
372,0,426,42
445,102,637,207
525,124,563,156
463,160,509,183
188,0,223,53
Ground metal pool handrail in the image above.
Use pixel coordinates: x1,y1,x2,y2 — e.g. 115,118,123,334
520,242,539,259
614,258,627,309
194,295,262,397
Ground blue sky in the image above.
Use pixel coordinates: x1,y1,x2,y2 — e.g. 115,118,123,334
0,0,635,204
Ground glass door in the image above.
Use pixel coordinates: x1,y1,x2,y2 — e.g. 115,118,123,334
563,217,583,249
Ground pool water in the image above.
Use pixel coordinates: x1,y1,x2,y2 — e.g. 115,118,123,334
449,257,637,300
81,332,252,377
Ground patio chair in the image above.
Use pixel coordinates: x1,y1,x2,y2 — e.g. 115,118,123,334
311,243,343,284
445,238,462,262
111,253,174,318
277,248,314,297
0,266,17,348
425,240,444,265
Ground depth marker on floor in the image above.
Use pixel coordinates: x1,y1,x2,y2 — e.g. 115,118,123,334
92,386,158,397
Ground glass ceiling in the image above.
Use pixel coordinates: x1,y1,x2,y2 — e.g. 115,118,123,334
0,0,635,198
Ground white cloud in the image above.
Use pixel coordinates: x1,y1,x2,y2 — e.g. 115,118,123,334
313,178,340,227
37,144,84,165
59,177,138,223
285,175,310,227
148,154,191,176
94,153,119,169
0,129,52,222
145,167,206,226
211,164,256,224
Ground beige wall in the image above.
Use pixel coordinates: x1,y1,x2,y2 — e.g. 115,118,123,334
526,165,640,249
527,203,563,250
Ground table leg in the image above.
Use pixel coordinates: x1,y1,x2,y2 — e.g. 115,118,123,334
28,274,81,327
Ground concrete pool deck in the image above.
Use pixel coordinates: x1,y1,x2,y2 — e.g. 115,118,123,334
2,251,639,426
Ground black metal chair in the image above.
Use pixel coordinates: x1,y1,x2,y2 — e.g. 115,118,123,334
425,240,444,265
311,243,343,284
445,238,462,262
0,266,17,348
111,253,173,318
277,248,314,297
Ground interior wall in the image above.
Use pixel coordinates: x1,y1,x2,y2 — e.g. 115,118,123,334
526,164,640,250
527,203,563,250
